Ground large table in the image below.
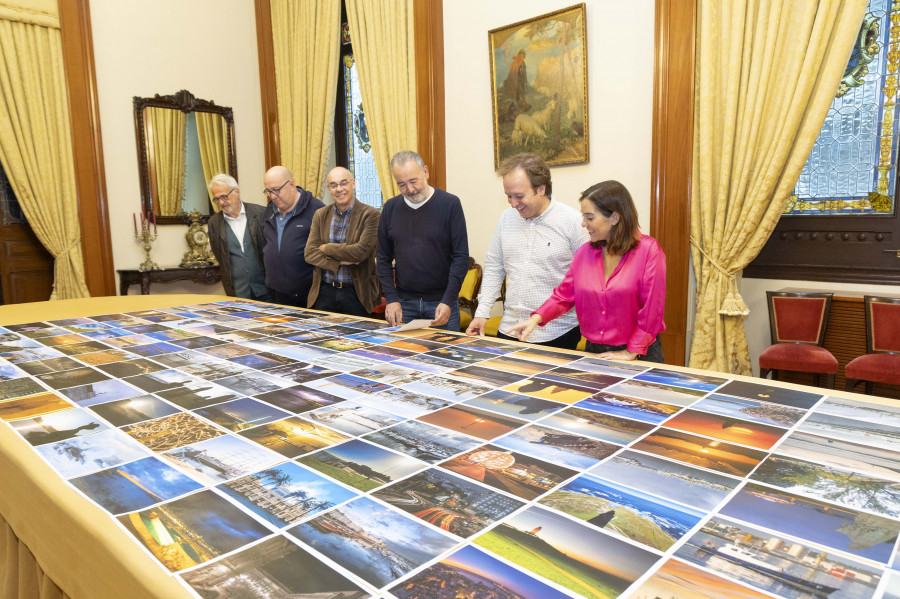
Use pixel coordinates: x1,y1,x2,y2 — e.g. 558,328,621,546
1,295,898,599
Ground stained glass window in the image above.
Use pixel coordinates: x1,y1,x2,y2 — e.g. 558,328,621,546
786,0,897,215
342,54,383,209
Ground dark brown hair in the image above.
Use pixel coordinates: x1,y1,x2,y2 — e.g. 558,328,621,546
497,152,552,197
580,180,641,254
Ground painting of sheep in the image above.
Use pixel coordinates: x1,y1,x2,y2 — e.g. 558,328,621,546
489,4,588,168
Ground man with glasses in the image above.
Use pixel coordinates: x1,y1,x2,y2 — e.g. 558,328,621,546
206,174,270,301
377,150,469,331
304,167,381,317
260,165,325,307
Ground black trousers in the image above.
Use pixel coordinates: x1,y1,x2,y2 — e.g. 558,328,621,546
497,326,583,351
584,336,665,363
312,283,369,318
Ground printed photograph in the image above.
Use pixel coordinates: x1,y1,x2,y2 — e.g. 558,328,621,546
424,345,498,364
715,379,824,410
676,516,885,599
349,362,429,386
473,506,659,599
475,355,553,377
10,407,109,445
345,331,402,346
35,428,150,478
662,409,787,450
69,455,203,514
570,356,648,376
364,420,482,463
239,417,350,458
1,346,65,364
372,467,523,538
289,496,458,588
629,558,773,599
180,535,369,598
0,360,25,380
162,434,281,485
463,389,564,421
440,443,578,500
501,377,595,404
353,387,452,418
631,428,768,477
390,353,465,374
0,376,47,399
154,380,236,410
720,482,900,563
537,406,655,444
94,358,166,378
417,403,527,440
123,369,194,393
59,379,143,407
120,341,183,357
305,336,373,353
797,411,900,453
344,346,409,363
301,373,392,399
309,352,380,372
777,431,900,482
690,393,806,429
269,343,338,362
447,364,527,387
526,366,624,392
254,385,345,413
632,368,727,392
751,453,900,517
303,401,401,436
65,349,133,366
410,330,473,345
264,361,340,384
589,450,739,511
118,489,271,573
122,411,224,452
401,375,493,401
214,371,293,396
13,356,82,376
33,333,86,347
457,337,520,355
493,423,619,470
194,397,290,432
227,351,297,370
815,395,900,428
390,544,570,599
538,473,704,551
219,461,357,527
299,438,425,492
199,342,258,359
602,379,706,407
508,347,576,366
88,394,180,427
34,366,110,391
383,338,448,353
0,392,74,421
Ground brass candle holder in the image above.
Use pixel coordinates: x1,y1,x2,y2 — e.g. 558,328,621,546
134,211,160,271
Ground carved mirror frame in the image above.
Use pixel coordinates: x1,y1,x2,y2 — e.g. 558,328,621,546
133,89,237,225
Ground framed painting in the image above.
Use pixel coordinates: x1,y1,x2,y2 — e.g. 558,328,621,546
488,4,588,168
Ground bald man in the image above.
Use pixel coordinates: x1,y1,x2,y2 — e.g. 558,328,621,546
304,167,381,316
260,165,325,307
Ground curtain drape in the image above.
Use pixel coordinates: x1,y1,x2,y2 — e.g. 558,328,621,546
196,112,229,212
688,0,868,374
270,0,340,197
146,106,185,217
346,0,417,201
0,4,90,299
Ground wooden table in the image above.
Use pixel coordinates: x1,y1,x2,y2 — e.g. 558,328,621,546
117,266,221,295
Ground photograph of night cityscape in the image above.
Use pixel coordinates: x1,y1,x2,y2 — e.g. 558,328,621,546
4,297,900,599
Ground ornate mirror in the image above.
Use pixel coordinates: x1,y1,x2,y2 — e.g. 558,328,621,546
134,90,237,224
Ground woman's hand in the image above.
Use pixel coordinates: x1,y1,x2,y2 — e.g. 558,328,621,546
597,349,637,361
506,314,542,342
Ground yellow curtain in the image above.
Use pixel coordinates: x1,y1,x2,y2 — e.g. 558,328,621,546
0,6,89,299
196,112,229,212
346,0,417,200
146,107,186,216
688,0,868,374
270,0,340,196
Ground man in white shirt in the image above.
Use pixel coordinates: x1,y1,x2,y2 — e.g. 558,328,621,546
466,153,587,349
207,174,270,301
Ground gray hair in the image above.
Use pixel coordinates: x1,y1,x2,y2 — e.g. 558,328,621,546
390,150,425,170
208,173,239,191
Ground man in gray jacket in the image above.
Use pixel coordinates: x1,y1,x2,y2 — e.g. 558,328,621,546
207,174,270,300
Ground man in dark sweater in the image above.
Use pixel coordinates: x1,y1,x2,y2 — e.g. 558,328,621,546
260,165,325,307
377,150,469,331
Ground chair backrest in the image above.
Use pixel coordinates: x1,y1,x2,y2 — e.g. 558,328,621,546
865,295,900,354
766,291,832,346
458,257,482,313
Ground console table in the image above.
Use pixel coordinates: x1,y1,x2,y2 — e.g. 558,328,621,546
117,266,221,296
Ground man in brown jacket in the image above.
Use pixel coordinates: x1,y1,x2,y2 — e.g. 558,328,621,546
305,167,381,316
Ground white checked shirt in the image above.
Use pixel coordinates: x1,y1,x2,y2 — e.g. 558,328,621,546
475,200,588,342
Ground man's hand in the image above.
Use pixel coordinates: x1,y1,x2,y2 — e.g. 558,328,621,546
466,317,487,337
431,303,451,327
597,349,637,361
319,244,328,252
385,302,403,326
506,314,541,342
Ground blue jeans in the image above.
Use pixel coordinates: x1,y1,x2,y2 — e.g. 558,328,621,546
398,297,460,332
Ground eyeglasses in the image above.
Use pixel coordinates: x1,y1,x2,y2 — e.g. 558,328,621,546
212,189,235,203
327,179,352,191
264,179,292,197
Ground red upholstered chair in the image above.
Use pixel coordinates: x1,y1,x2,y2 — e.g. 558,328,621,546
845,296,900,394
758,291,837,389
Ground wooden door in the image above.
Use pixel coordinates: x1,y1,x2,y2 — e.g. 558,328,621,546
0,170,53,304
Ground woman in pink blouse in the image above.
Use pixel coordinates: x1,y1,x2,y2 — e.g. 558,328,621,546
508,180,666,362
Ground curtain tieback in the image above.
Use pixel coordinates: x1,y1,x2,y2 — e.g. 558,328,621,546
689,236,750,317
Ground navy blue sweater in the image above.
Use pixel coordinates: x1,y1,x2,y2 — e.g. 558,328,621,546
376,188,469,306
260,187,325,295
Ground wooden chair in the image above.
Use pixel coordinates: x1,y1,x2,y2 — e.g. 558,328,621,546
458,257,482,332
845,296,900,394
758,291,837,389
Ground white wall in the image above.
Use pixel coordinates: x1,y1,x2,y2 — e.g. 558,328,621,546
442,0,655,266
90,0,265,295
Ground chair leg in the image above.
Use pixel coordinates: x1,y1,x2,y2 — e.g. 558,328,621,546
759,368,770,380
845,378,861,393
823,374,835,390
866,381,874,395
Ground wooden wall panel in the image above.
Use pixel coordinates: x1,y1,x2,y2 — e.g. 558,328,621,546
255,0,280,168
413,0,445,189
650,0,696,366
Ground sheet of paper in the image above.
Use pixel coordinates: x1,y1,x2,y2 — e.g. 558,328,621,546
396,319,432,332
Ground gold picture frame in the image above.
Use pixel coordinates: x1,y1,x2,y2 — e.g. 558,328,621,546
488,4,589,168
